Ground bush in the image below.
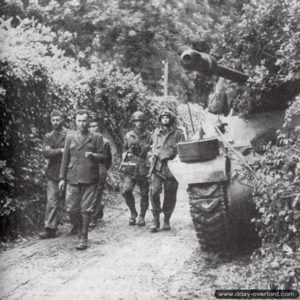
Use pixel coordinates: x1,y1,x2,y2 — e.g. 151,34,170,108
0,17,154,239
211,0,300,114
234,95,300,288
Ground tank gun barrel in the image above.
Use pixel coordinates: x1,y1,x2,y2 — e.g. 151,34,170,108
181,49,249,84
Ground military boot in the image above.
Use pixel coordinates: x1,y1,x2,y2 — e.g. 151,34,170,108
39,228,56,239
162,214,171,231
129,210,138,225
76,213,89,251
76,234,88,251
69,213,80,235
150,211,160,233
89,216,97,229
137,213,146,226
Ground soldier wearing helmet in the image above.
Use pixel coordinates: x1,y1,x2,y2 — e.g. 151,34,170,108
121,111,152,226
149,108,185,232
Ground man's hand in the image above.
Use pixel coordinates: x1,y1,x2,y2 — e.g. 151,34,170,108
61,148,64,153
59,179,65,192
45,145,51,150
130,144,142,156
85,152,94,159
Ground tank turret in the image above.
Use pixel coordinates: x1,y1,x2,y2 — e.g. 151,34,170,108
181,49,249,84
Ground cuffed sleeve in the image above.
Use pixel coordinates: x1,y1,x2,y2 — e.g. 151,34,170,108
42,136,62,158
59,136,70,180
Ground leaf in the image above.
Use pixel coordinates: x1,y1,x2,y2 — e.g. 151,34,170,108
282,244,293,255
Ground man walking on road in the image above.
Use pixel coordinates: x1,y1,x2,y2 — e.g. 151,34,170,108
149,109,185,233
121,111,152,226
59,110,107,250
89,121,112,227
39,109,67,239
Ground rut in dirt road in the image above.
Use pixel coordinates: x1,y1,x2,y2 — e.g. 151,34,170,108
0,187,200,300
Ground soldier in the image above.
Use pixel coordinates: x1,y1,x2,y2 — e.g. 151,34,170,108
59,109,107,250
149,109,185,233
121,111,152,226
89,121,112,227
39,109,67,239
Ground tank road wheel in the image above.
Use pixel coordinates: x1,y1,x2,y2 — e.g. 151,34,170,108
188,180,260,253
188,182,230,252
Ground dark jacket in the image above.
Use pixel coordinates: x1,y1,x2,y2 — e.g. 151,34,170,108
103,138,112,170
43,128,67,181
98,138,112,181
59,131,106,184
152,125,185,178
122,129,152,177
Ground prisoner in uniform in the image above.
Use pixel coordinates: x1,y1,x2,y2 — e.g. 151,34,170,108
39,109,67,239
89,121,112,227
59,109,107,250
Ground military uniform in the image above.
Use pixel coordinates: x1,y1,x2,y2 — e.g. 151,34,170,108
42,128,67,232
121,127,152,226
91,137,112,224
150,110,185,232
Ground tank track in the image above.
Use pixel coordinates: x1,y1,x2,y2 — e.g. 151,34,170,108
188,182,230,252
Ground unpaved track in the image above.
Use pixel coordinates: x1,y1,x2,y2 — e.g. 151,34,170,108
0,187,198,300
0,186,250,300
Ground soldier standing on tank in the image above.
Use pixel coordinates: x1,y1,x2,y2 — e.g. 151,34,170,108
121,111,152,226
39,109,67,239
59,109,107,250
88,121,112,227
149,109,185,233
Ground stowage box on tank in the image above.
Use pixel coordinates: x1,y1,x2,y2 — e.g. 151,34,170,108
177,138,219,162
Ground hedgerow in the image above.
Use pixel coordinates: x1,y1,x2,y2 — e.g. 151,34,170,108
0,17,151,238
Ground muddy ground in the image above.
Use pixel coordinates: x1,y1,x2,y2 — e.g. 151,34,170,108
0,186,251,300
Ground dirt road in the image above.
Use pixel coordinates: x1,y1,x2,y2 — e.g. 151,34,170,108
0,186,251,300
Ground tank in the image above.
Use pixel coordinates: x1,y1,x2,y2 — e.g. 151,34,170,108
180,49,249,84
169,145,259,252
168,50,260,252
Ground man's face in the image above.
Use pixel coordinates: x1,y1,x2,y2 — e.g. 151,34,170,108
133,120,144,130
31,126,38,135
89,122,99,133
161,115,171,126
76,113,89,133
51,116,63,130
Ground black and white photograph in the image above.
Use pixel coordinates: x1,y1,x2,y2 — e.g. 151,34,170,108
0,0,299,299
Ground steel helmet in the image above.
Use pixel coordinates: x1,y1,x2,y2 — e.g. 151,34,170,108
131,111,146,122
158,109,174,122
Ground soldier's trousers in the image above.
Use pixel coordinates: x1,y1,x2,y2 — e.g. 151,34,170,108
44,179,61,230
92,176,107,220
122,176,149,215
150,174,178,217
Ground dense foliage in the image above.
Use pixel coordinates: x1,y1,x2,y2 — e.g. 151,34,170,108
211,0,300,114
2,0,217,103
0,17,149,237
233,96,300,288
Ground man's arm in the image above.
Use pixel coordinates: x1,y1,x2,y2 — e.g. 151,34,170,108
105,142,113,169
159,129,185,161
42,134,63,158
59,135,71,180
139,134,153,158
86,133,107,163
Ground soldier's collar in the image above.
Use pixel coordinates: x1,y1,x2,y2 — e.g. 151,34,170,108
51,127,67,135
157,126,175,134
131,129,148,137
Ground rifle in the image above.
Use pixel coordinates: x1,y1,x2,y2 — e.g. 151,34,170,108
147,155,166,180
119,151,137,171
